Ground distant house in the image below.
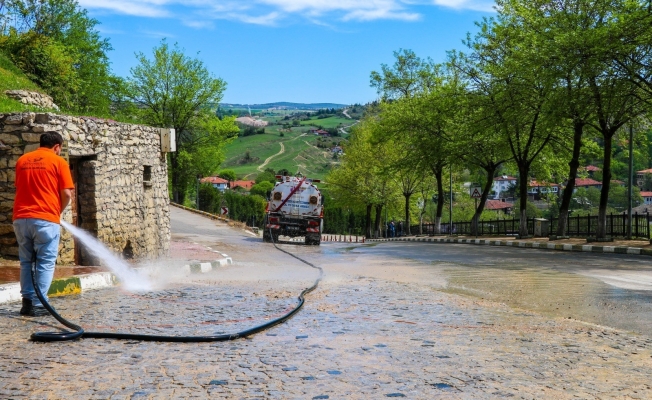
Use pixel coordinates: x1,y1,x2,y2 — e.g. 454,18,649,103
636,168,652,187
583,165,601,178
573,178,602,191
641,191,652,205
331,146,343,154
528,180,559,199
201,176,229,191
316,130,330,137
485,199,514,215
230,180,255,191
491,175,517,199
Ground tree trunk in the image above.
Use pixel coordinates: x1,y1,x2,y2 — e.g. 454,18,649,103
471,165,497,236
557,121,584,237
374,205,383,238
365,204,373,239
434,167,444,234
404,193,411,236
518,165,530,237
597,133,614,238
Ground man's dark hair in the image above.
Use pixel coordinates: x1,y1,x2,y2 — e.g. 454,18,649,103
40,131,64,148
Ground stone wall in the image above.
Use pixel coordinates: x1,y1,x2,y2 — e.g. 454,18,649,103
4,90,59,111
0,112,170,265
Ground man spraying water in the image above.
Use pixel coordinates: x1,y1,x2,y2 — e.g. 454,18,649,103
12,131,74,317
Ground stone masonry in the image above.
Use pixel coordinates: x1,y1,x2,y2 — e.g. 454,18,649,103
4,90,59,111
0,112,170,265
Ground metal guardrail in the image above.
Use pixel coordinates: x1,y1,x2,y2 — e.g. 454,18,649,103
398,212,651,239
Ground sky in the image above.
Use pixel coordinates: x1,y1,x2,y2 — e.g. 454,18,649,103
80,0,496,105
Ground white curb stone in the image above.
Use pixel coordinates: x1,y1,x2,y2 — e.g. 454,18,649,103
79,272,115,291
0,283,21,304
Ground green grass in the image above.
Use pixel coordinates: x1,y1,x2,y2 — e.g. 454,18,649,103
0,51,56,113
220,127,345,181
299,116,353,129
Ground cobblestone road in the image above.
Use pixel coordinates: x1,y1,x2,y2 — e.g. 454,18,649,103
1,208,652,399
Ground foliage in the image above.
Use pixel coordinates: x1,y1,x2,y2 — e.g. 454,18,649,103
255,171,277,185
250,181,274,198
198,185,266,226
218,169,237,181
127,39,236,203
0,0,114,114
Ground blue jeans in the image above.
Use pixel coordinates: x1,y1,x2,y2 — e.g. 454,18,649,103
13,219,61,307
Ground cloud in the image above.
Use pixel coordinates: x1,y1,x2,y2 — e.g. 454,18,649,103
432,0,495,12
140,29,177,38
81,0,495,26
78,0,170,18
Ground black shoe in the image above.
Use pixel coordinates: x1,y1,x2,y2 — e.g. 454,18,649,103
20,298,32,315
19,298,50,317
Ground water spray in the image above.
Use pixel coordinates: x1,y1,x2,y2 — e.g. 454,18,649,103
29,225,322,342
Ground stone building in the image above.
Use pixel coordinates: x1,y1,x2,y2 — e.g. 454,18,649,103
0,112,171,265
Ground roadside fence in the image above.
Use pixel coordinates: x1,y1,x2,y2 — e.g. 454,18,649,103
398,212,651,239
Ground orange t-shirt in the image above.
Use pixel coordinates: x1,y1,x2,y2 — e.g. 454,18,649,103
13,147,75,224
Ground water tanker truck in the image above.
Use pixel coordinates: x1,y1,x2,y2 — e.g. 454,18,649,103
263,174,323,245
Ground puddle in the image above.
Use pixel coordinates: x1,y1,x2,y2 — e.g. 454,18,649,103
442,264,652,335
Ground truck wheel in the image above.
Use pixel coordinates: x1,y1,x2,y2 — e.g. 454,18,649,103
305,234,320,246
263,230,271,243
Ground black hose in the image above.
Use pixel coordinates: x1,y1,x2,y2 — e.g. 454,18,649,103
30,228,322,342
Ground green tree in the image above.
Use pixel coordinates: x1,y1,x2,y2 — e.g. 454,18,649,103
255,171,277,185
127,40,232,203
0,0,114,113
250,181,274,198
218,169,237,182
451,8,559,237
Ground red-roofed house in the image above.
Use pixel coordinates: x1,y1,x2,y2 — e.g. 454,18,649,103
573,178,602,190
637,168,652,187
582,165,601,178
485,199,514,215
230,180,255,191
641,191,652,205
201,176,229,191
528,180,560,199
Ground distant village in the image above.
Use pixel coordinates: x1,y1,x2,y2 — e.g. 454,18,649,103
484,165,652,216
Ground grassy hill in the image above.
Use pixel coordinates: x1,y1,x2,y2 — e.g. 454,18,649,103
0,51,46,113
221,114,356,180
221,102,348,111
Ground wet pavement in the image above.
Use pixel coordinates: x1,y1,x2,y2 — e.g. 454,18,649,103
1,207,652,398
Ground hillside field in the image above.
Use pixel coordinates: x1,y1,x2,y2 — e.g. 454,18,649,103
221,120,348,180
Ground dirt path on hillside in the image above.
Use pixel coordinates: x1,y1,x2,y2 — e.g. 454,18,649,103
257,142,285,172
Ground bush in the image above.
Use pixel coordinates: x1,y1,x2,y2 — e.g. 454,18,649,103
250,181,274,198
255,171,277,185
0,31,78,108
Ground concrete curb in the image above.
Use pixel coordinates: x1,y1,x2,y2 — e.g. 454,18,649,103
366,237,652,257
0,253,233,305
0,205,239,305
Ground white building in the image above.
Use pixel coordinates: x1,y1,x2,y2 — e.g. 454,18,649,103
641,191,652,205
492,176,517,199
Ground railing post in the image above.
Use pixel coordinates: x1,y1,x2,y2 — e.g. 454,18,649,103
587,212,590,237
635,212,639,238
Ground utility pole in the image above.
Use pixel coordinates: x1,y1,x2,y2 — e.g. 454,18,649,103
628,125,633,240
449,168,453,236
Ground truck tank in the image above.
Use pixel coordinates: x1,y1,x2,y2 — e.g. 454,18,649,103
263,175,323,245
